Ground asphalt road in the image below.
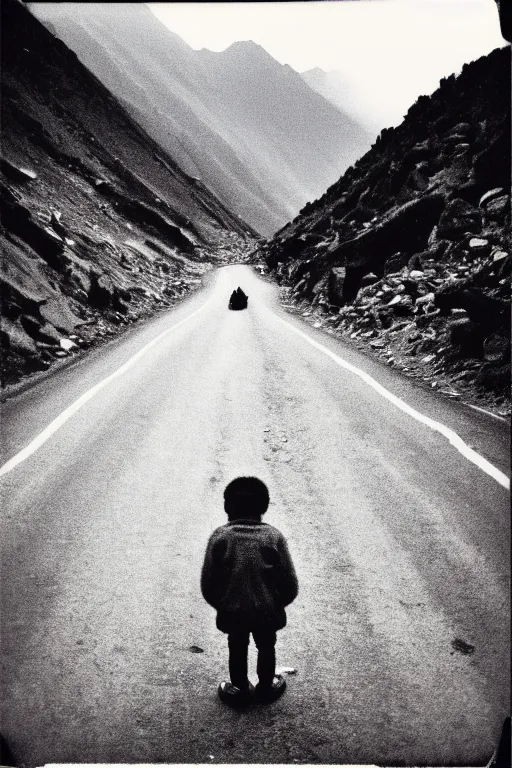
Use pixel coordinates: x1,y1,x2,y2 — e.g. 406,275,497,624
1,264,509,766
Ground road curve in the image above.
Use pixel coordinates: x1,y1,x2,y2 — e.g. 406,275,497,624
0,264,509,766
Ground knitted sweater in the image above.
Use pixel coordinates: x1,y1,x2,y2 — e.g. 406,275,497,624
201,519,298,633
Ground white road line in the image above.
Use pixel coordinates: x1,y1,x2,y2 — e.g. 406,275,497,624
276,314,510,490
0,302,208,478
2,289,509,492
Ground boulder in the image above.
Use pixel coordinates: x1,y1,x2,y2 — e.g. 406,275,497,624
496,255,511,279
475,362,511,396
96,182,196,253
456,180,482,205
389,295,414,316
483,333,510,364
384,253,410,274
327,267,347,307
437,198,482,240
416,312,438,328
39,297,81,334
448,318,485,358
50,211,66,239
59,338,78,352
467,237,491,255
303,232,326,247
479,188,504,207
428,225,439,248
448,122,471,137
376,307,395,328
484,195,508,220
88,272,113,309
310,216,331,235
0,158,38,182
339,204,376,225
19,315,61,344
435,284,509,335
1,185,66,268
1,273,51,330
308,195,445,302
311,276,327,296
112,288,131,314
266,236,307,269
360,273,380,287
401,279,420,298
415,292,435,308
492,249,508,263
1,316,38,355
407,253,423,270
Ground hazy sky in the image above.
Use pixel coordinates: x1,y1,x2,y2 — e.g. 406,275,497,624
148,1,506,131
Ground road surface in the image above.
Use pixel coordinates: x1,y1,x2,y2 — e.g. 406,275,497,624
1,264,509,766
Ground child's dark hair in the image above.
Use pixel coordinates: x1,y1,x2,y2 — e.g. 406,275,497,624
224,477,270,520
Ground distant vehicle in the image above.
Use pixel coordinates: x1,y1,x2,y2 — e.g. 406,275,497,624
228,287,248,310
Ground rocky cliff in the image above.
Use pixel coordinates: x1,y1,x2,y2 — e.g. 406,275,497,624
258,47,510,411
30,3,373,237
1,0,256,387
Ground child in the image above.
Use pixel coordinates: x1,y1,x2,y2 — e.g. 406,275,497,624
201,477,298,706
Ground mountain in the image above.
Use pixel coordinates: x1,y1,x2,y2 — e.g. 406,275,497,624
301,67,379,137
258,48,510,408
30,2,373,237
1,0,255,385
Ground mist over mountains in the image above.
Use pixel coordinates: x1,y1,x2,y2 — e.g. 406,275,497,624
31,2,373,237
301,67,379,137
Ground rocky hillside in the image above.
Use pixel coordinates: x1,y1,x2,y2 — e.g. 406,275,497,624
30,2,372,237
258,47,510,412
1,0,256,387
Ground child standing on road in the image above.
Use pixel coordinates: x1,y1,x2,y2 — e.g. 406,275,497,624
201,477,298,707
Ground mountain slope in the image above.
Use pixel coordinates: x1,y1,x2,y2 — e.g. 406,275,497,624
259,47,510,409
1,0,255,385
301,67,379,137
30,2,373,236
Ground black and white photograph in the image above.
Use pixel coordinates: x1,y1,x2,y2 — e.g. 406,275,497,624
0,1,510,766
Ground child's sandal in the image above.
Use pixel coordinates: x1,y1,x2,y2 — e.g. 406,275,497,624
255,674,287,703
218,681,254,708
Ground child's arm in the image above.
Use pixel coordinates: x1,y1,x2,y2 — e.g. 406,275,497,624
276,535,299,606
200,532,226,609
